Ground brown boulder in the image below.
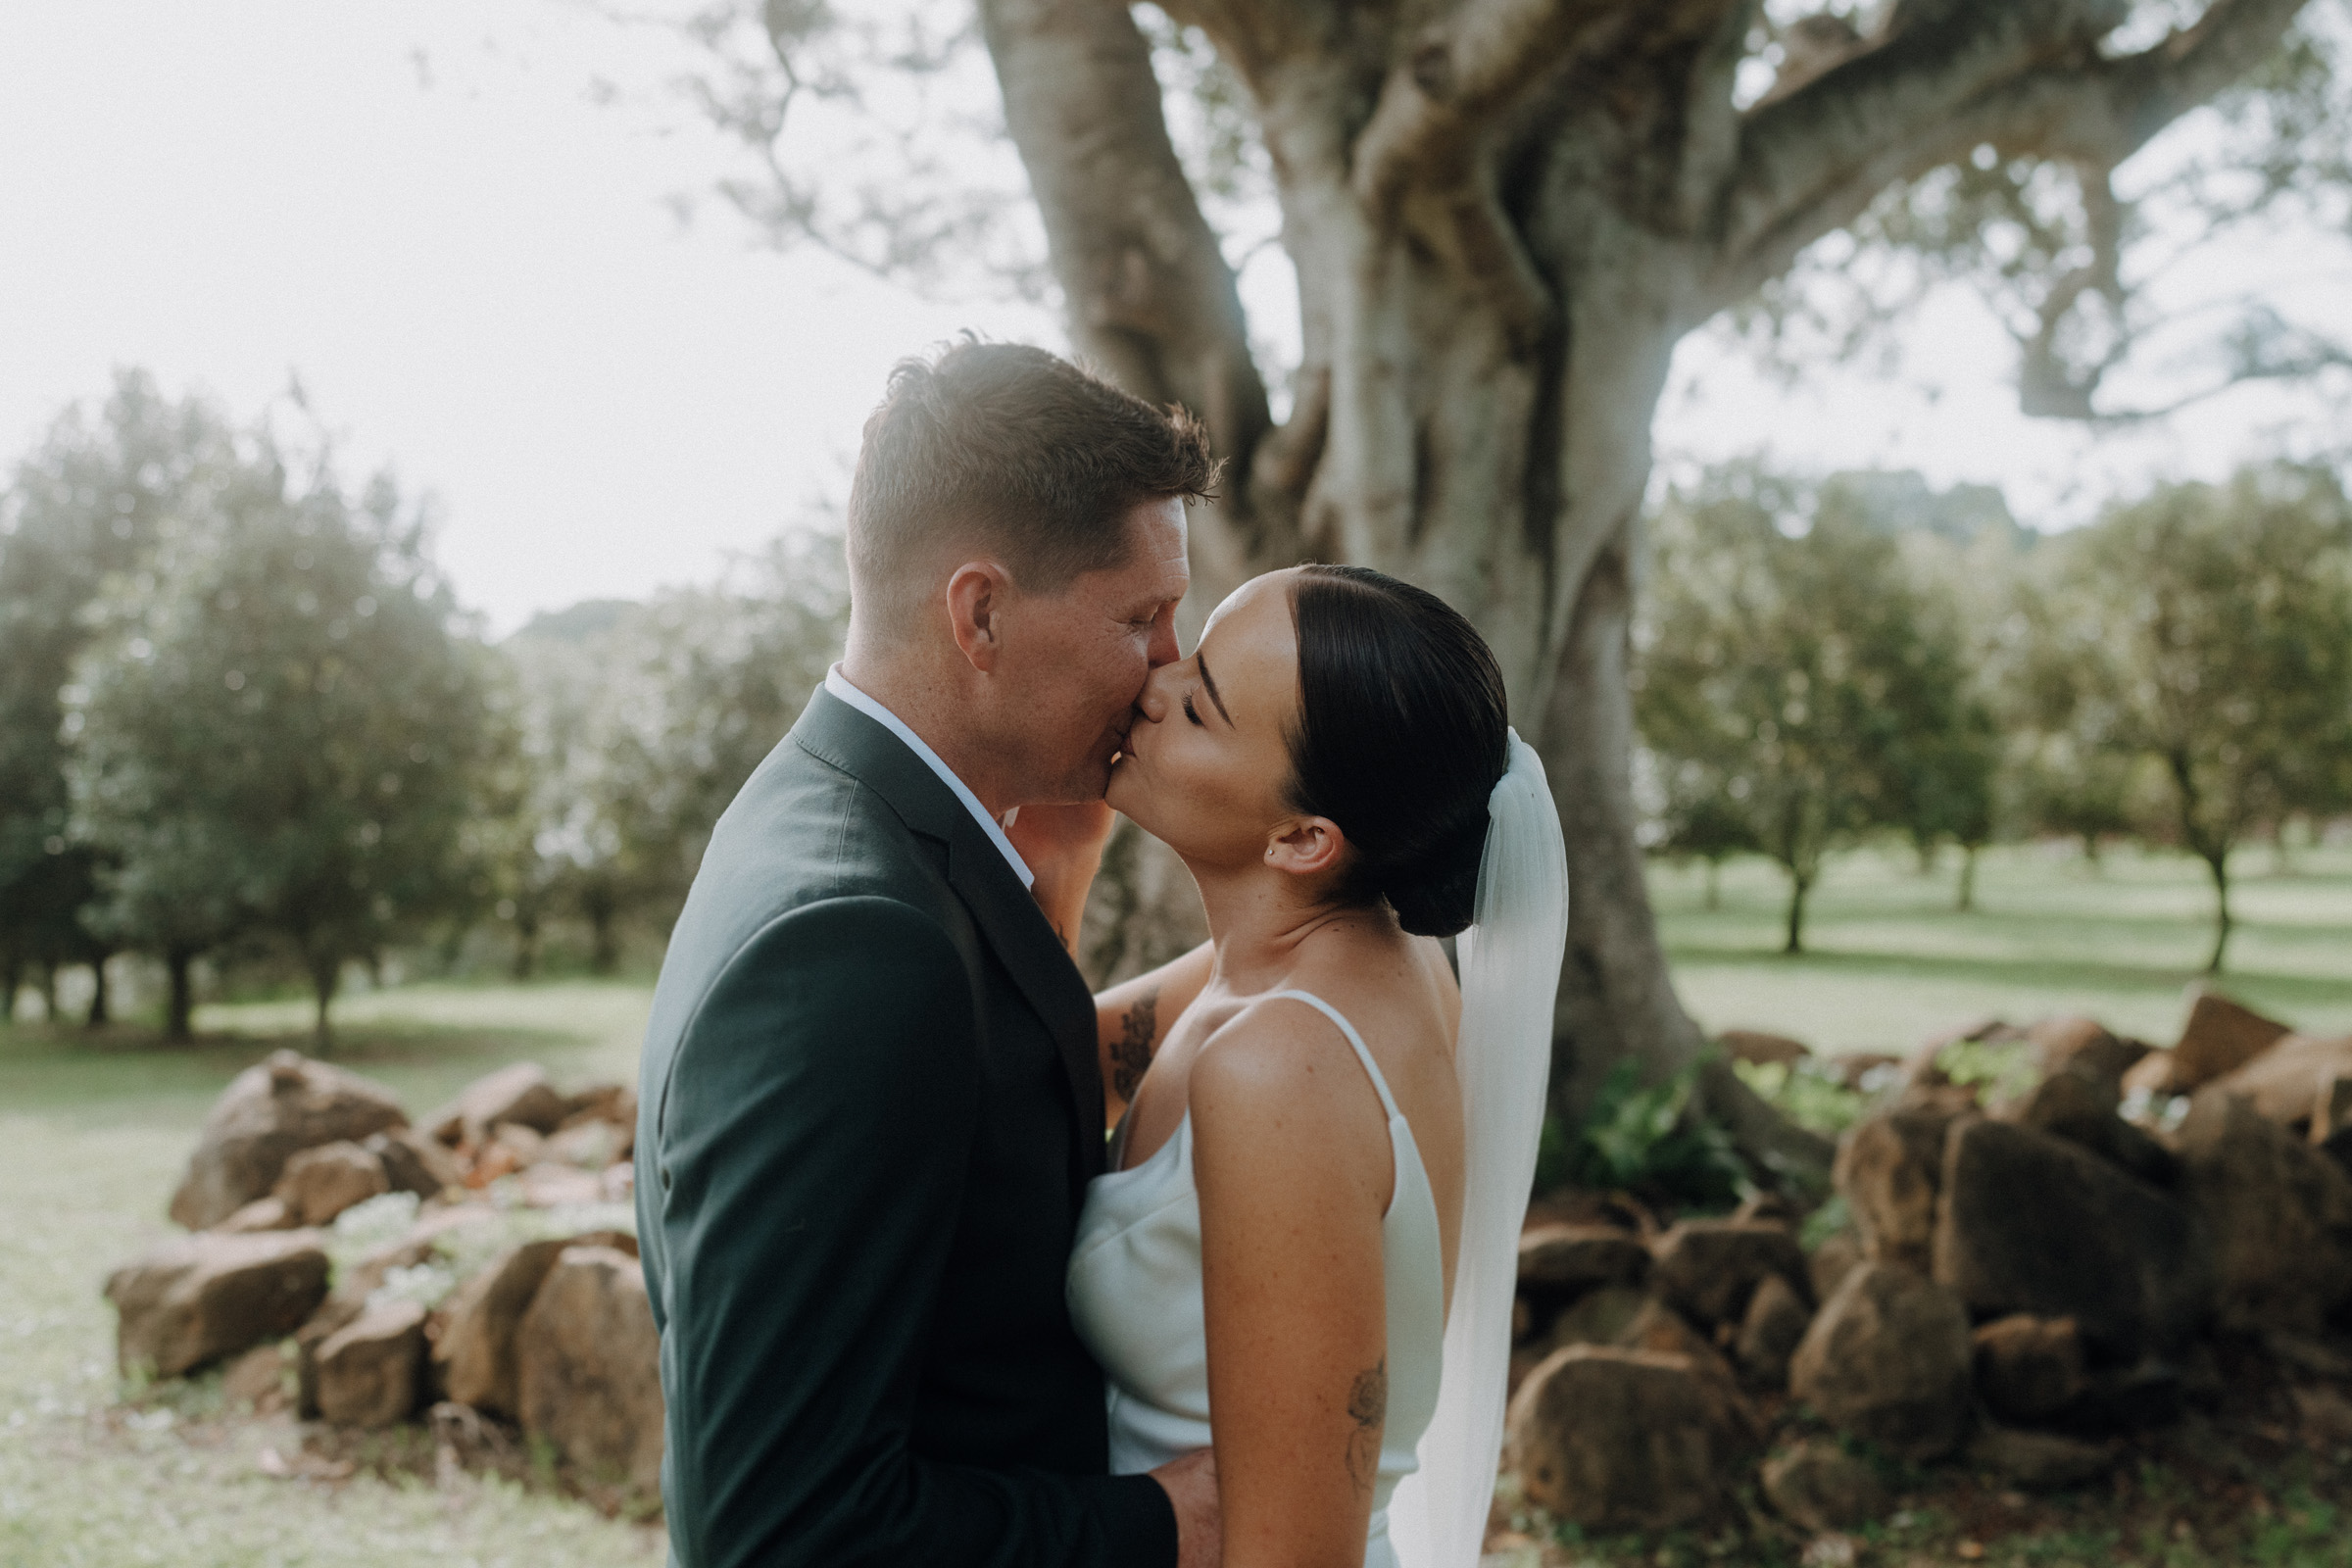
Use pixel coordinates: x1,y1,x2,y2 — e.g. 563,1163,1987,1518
272,1141,390,1227
516,1246,664,1493
559,1083,636,1127
220,1343,292,1413
1615,1298,1743,1396
1972,1314,2086,1424
2175,1092,2352,1333
2128,988,2294,1097
2316,1074,2352,1143
1518,1225,1649,1294
1835,1101,1969,1272
544,1119,630,1171
1809,1231,1863,1302
1506,1346,1752,1533
1720,1030,1809,1069
2003,1067,2178,1187
1760,1439,1889,1533
366,1127,466,1199
426,1063,566,1149
1831,1053,1903,1091
514,1162,606,1208
1934,1118,2211,1357
2197,1033,2352,1126
1544,1285,1649,1352
1736,1272,1812,1390
315,1299,427,1427
430,1239,570,1416
168,1051,408,1231
105,1229,329,1377
1964,1426,2117,1488
1649,1219,1809,1326
1790,1263,1974,1460
2027,1016,2147,1093
214,1197,294,1234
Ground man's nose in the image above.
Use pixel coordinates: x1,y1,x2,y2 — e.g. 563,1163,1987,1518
1147,605,1181,668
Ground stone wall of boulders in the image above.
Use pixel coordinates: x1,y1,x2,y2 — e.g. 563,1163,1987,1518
1503,987,2352,1539
105,1050,660,1494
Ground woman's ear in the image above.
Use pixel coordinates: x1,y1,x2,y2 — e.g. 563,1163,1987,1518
1265,816,1347,877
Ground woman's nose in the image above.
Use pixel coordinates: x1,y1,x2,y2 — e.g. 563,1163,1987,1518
1135,665,1175,724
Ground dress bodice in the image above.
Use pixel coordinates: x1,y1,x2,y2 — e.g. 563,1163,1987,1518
1065,990,1446,1568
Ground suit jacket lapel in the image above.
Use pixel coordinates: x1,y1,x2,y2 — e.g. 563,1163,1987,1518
791,688,1106,1185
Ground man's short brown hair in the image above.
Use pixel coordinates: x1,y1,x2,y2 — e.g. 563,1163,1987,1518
846,342,1218,614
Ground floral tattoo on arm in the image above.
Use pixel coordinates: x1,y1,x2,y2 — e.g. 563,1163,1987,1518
1111,988,1157,1102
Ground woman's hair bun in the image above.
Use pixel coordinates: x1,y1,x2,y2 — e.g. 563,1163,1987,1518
1284,564,1510,940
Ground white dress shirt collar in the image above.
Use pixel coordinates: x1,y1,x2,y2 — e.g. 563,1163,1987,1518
823,665,1034,889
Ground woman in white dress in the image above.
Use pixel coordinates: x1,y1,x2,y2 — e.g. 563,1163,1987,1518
1018,564,1569,1568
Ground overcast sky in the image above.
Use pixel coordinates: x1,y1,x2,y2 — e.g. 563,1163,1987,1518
5,1,2347,632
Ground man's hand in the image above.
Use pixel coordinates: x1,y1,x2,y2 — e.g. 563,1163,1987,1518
1004,801,1117,956
1149,1448,1221,1568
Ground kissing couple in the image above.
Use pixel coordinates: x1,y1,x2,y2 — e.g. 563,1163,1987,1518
634,342,1569,1568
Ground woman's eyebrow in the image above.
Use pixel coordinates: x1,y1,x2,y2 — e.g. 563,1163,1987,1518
1195,653,1235,725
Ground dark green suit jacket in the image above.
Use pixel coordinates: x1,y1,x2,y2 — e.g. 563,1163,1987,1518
635,687,1178,1568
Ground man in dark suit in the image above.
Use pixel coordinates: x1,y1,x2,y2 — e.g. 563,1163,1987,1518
635,342,1221,1568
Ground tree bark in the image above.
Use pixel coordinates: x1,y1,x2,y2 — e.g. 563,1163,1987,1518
1957,844,1980,913
84,953,110,1028
513,909,541,981
1784,871,1811,956
309,956,339,1051
165,947,197,1041
1703,858,1721,912
38,961,58,1023
0,951,17,1024
2202,850,2233,973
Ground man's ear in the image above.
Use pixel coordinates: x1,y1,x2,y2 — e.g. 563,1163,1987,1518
946,561,1012,672
1265,816,1347,878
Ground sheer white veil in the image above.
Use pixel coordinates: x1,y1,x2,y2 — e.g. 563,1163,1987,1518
1386,728,1570,1568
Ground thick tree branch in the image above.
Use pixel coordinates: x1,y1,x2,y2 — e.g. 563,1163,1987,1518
1702,0,2316,315
977,0,1272,483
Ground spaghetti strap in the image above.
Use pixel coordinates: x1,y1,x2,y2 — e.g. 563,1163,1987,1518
1264,989,1404,1121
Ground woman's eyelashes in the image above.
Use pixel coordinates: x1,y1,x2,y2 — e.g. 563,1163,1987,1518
1181,692,1204,727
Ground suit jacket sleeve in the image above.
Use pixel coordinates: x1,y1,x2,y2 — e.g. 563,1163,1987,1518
652,896,1177,1568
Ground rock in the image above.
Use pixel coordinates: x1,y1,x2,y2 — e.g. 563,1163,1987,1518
315,1299,427,1427
2070,1357,2186,1432
1789,1263,1974,1460
491,1122,549,1165
337,1203,500,1303
2315,1075,2352,1143
294,1296,364,1416
1615,1298,1742,1395
271,1141,390,1227
2175,1091,2352,1333
168,1051,408,1231
2264,1328,2352,1379
1964,1426,2117,1488
2293,1386,2352,1446
1720,1030,1809,1069
544,1119,629,1170
1972,1315,2086,1424
559,1083,636,1128
1518,1225,1649,1294
425,1063,566,1149
2003,1068,2179,1187
1649,1219,1809,1327
2197,1033,2352,1126
214,1197,294,1234
1736,1272,1813,1389
1506,1346,1752,1533
1933,1118,2211,1358
105,1230,329,1378
220,1344,291,1413
2027,1016,2147,1094
1733,1193,1800,1229
1835,1102,1969,1273
2128,989,2295,1097
514,1162,605,1208
366,1127,466,1199
1760,1439,1889,1533
429,1239,570,1417
1545,1285,1649,1351
515,1246,664,1493
1809,1231,1863,1302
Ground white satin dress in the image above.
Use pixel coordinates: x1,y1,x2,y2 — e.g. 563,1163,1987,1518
1066,990,1446,1568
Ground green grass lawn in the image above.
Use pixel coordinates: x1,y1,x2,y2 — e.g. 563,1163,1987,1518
1,841,2346,1564
1654,841,2352,1054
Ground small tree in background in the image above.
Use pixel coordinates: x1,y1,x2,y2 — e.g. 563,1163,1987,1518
0,371,237,1024
71,453,494,1044
2037,463,2352,970
1638,468,1971,954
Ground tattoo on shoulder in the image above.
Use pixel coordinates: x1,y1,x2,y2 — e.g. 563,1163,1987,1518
1111,988,1157,1102
1345,1357,1387,1492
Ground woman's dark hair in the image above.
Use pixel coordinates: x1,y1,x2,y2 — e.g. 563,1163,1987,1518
1285,564,1510,938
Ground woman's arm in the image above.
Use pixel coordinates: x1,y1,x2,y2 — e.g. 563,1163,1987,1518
1094,941,1213,1127
1189,1010,1396,1568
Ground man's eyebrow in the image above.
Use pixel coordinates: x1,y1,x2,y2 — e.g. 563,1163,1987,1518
1196,652,1234,725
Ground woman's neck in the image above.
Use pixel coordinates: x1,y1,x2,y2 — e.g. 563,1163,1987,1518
1187,856,1383,995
